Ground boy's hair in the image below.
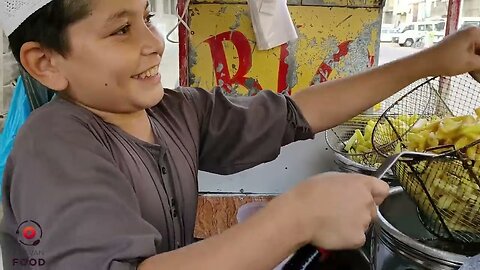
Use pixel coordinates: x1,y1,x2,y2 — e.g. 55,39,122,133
8,0,91,65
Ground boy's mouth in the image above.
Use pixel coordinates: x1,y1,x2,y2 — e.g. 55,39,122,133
132,65,160,79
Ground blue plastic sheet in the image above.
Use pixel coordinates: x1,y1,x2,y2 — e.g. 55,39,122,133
0,76,32,199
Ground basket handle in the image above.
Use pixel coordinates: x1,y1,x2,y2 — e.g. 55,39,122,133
372,151,438,179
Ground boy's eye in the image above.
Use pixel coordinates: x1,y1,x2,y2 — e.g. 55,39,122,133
145,12,156,26
113,24,131,36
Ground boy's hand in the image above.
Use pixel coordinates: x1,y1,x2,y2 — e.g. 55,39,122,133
281,172,389,250
421,27,480,77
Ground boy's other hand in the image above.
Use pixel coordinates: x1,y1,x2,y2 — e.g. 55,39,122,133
421,26,480,77
279,172,389,250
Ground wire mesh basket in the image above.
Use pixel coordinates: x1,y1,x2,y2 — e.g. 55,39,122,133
326,114,384,168
325,78,433,178
372,74,480,243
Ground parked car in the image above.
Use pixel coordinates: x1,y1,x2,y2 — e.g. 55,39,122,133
458,17,480,29
380,25,398,42
395,20,446,47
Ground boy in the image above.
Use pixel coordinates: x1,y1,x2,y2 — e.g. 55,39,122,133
1,0,479,269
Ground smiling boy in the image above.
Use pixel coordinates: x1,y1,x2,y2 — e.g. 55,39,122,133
1,0,480,270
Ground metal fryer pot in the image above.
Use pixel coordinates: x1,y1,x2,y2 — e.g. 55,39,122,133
371,187,472,270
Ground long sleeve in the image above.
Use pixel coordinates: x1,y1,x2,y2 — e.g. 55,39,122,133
184,87,314,175
1,112,163,270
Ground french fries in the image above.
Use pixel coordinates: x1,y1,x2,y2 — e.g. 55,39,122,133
396,161,480,234
402,111,480,166
393,109,480,235
343,115,418,166
342,110,480,235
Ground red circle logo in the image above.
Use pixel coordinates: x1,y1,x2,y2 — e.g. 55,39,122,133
16,220,42,246
22,226,37,240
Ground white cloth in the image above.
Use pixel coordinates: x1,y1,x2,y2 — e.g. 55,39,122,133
1,0,54,36
247,0,298,50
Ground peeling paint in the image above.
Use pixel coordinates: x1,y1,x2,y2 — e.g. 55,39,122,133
188,4,382,95
217,6,227,16
341,20,379,74
301,0,382,7
311,18,380,85
188,44,200,86
229,11,243,31
284,40,299,94
223,83,240,96
310,37,349,85
245,78,261,96
315,0,342,5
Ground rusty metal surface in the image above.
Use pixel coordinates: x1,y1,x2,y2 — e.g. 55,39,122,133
178,0,189,87
187,4,381,95
194,195,273,238
302,0,383,7
191,0,304,5
177,0,381,197
445,0,461,35
191,0,383,7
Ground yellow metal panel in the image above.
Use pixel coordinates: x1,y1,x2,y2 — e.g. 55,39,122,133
192,0,382,6
191,0,300,4
192,0,248,4
301,0,382,6
189,4,381,95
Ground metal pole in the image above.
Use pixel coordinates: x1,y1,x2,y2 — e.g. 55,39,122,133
445,0,461,35
437,0,461,116
178,0,189,87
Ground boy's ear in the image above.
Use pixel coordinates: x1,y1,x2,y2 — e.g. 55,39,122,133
19,42,68,91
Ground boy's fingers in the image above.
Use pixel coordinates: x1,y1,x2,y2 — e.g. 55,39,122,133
360,176,390,205
370,200,378,220
470,27,480,61
472,27,480,44
372,180,389,205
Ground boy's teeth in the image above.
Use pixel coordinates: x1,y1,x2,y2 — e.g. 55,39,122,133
134,66,159,79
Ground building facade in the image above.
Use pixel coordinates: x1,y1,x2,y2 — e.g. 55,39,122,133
382,0,480,27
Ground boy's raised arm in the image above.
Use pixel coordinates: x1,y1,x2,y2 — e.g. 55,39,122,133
292,27,480,133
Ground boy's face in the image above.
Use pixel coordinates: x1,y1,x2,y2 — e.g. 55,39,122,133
55,0,165,113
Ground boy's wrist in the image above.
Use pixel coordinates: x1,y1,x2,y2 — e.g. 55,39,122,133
394,50,434,80
269,191,313,249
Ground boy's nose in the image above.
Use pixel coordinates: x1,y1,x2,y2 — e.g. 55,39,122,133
140,26,165,57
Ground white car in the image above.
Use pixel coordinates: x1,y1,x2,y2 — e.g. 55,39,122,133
458,17,480,29
380,27,398,42
395,21,446,47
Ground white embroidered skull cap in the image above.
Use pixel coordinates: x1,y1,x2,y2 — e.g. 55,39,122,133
1,0,54,36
